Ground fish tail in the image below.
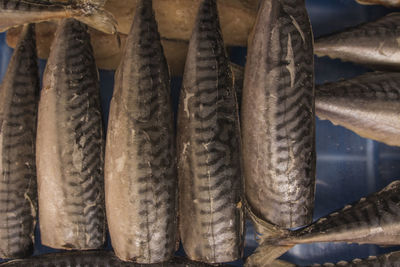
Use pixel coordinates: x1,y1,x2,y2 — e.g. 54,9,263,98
245,245,294,267
74,7,117,34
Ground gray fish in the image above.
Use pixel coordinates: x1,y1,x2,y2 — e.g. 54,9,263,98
356,0,400,7
316,71,400,147
315,13,400,71
0,24,39,259
0,251,230,266
104,0,177,263
36,18,105,250
0,0,116,34
177,0,243,263
241,0,315,229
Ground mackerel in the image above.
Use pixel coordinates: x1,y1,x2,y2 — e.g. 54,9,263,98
177,0,243,263
0,24,39,259
105,0,177,263
36,18,105,250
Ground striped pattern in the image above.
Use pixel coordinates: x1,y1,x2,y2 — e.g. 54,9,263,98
37,18,105,249
310,251,400,267
105,0,176,263
0,24,38,259
0,251,227,267
0,0,70,11
177,0,243,263
279,180,400,246
316,71,400,146
241,0,315,229
314,13,400,70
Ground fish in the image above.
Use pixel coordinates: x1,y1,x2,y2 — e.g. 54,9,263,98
314,13,400,71
177,0,243,263
104,0,177,264
308,251,400,267
36,18,105,250
0,24,39,259
241,0,315,230
356,0,400,7
316,71,400,147
0,0,116,34
0,251,231,266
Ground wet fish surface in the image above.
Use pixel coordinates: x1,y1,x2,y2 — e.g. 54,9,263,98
0,24,39,259
0,251,230,266
270,180,400,247
0,0,116,34
241,0,315,229
105,0,177,263
316,71,400,147
177,0,243,263
36,18,105,250
315,13,400,71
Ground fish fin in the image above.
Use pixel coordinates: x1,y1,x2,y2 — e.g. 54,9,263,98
245,245,294,267
75,7,117,34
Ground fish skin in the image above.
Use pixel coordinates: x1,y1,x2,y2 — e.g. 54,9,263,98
0,24,39,259
316,71,400,147
0,251,230,267
315,13,400,71
0,0,117,34
177,0,243,263
241,0,315,229
356,0,400,7
104,0,177,264
273,180,400,246
308,251,400,267
36,18,105,250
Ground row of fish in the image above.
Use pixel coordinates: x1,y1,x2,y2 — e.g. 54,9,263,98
1,0,400,266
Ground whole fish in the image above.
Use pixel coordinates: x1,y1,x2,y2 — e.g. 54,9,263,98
0,251,230,266
0,0,116,34
315,13,400,71
246,180,400,266
105,0,177,263
177,0,243,263
356,0,400,7
36,18,105,250
316,71,400,147
0,24,39,259
241,0,315,229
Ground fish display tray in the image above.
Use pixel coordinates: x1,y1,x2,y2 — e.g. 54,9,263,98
1,0,400,265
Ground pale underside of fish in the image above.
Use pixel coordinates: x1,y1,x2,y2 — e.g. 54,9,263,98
316,72,400,147
177,0,243,263
0,251,230,266
356,0,400,7
241,0,315,229
36,18,105,250
105,0,177,264
315,13,400,71
0,0,116,34
0,24,38,259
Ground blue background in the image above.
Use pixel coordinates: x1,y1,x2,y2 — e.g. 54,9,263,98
1,0,400,265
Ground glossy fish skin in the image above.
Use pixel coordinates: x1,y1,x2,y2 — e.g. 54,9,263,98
0,24,38,259
105,0,176,263
356,0,400,7
177,0,243,263
273,180,400,246
36,18,105,250
0,0,116,34
309,251,400,267
315,13,400,71
316,72,400,147
0,251,229,267
241,0,315,229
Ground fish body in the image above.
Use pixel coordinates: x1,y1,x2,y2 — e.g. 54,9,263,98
356,0,400,7
36,18,105,250
0,0,116,34
274,180,400,246
177,0,243,263
0,251,229,267
0,24,39,259
241,0,315,229
316,72,400,147
315,13,400,71
105,0,177,263
309,251,400,267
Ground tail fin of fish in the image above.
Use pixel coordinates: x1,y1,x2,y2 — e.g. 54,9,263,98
245,245,294,267
74,7,117,34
